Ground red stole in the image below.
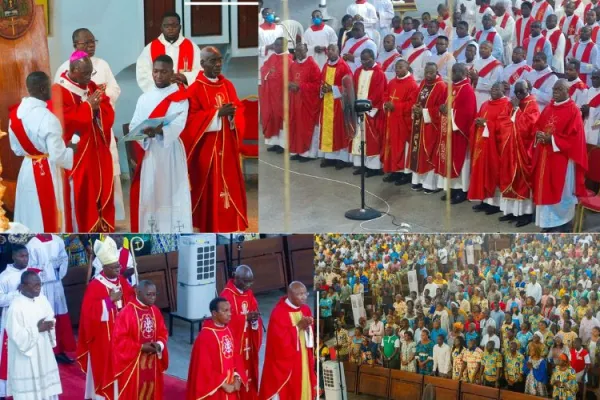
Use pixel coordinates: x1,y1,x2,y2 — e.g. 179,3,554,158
561,15,581,36
426,36,437,50
508,64,533,84
348,37,370,55
572,42,594,81
494,13,510,29
516,17,532,47
524,36,548,56
543,29,562,53
475,30,497,43
356,0,367,3
589,91,600,107
585,3,596,17
401,36,413,50
0,332,7,380
534,1,550,22
8,106,59,232
407,47,426,64
150,37,195,73
382,52,401,71
478,59,502,78
533,72,554,89
569,80,588,97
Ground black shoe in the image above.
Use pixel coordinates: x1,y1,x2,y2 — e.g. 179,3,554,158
320,159,335,168
472,202,488,212
411,184,423,191
353,167,365,175
275,146,285,154
516,215,533,228
267,145,279,152
499,214,516,222
365,168,383,178
298,156,312,163
290,154,301,161
395,175,412,186
334,160,346,170
441,193,447,201
56,353,75,364
451,191,467,204
383,172,401,182
485,206,501,215
423,188,436,194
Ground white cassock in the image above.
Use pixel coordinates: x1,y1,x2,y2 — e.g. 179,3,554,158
522,67,559,110
457,0,477,30
524,35,554,68
585,86,600,145
259,23,285,85
531,0,554,29
373,0,395,36
352,67,381,169
54,56,125,220
475,28,505,61
424,33,439,55
475,6,494,34
304,24,338,69
91,247,135,285
395,29,415,56
0,265,26,397
427,52,456,80
501,61,532,96
6,293,61,400
474,56,503,110
560,14,583,57
130,83,192,233
569,40,600,86
8,98,72,233
346,2,379,40
567,78,588,106
136,34,202,93
376,49,402,81
514,16,532,48
341,36,379,73
405,45,432,83
450,35,474,62
492,0,513,15
25,236,69,321
494,13,515,65
543,27,566,73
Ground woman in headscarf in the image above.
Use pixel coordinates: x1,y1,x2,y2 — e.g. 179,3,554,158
550,354,578,400
524,340,549,397
549,335,570,368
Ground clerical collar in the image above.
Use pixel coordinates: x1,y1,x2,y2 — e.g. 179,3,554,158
296,57,308,64
285,298,300,309
397,72,412,80
203,73,219,82
327,58,340,65
213,320,225,327
555,98,569,105
513,60,527,67
135,297,149,307
235,285,244,294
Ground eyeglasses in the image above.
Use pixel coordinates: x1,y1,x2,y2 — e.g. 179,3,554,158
75,40,98,46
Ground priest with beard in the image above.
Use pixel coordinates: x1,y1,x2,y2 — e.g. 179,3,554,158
468,82,512,215
186,297,247,399
112,281,169,400
436,63,478,204
532,79,588,232
376,34,402,81
319,44,353,169
260,37,293,153
407,63,447,191
381,60,419,185
182,46,249,233
497,80,540,227
258,282,316,400
219,266,263,400
350,48,387,177
51,51,115,232
289,43,321,162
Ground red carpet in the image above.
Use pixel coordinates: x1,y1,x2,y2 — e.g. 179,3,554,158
58,361,187,398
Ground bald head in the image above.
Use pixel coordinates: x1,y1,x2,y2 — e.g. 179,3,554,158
288,281,308,307
451,62,467,83
233,265,254,292
201,46,223,78
553,79,570,102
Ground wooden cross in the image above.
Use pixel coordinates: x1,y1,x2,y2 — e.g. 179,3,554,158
220,190,231,209
244,338,251,360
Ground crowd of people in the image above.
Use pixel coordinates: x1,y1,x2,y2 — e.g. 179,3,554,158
315,233,600,399
259,0,598,232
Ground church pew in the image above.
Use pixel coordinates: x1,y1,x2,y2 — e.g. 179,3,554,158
236,237,288,293
424,375,460,400
461,383,499,400
389,370,423,400
357,365,391,398
498,390,541,400
343,361,359,393
285,234,315,287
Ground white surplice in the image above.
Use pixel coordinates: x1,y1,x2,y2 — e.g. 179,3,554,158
136,34,202,93
341,36,379,73
569,39,600,86
6,293,61,400
450,35,474,63
376,49,401,81
522,67,559,110
544,27,566,73
54,56,125,221
26,236,69,317
259,23,285,84
352,67,382,169
303,24,338,69
8,97,73,233
584,86,600,145
474,56,503,110
346,2,379,40
494,13,515,65
405,45,432,83
129,83,192,233
372,0,395,35
531,0,554,29
426,52,456,80
0,265,27,397
456,0,477,30
501,61,532,97
567,78,589,107
395,29,416,57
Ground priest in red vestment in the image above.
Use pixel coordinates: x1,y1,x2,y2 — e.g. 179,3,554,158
289,43,322,161
186,297,248,399
181,47,248,233
261,37,293,153
350,49,388,177
219,266,263,400
77,236,135,400
408,62,447,192
319,44,353,169
113,281,169,400
468,82,512,214
532,79,588,232
435,63,478,204
497,80,540,227
51,51,115,232
258,282,316,400
382,59,419,185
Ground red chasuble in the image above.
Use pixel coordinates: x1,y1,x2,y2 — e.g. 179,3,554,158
181,73,248,232
497,95,540,200
260,53,294,138
352,65,388,157
186,319,248,400
220,280,263,400
532,99,588,205
113,300,169,400
319,59,353,153
76,274,135,400
467,97,512,201
408,76,447,174
289,56,322,154
129,87,189,232
435,79,477,178
381,74,419,172
51,72,115,232
258,298,316,400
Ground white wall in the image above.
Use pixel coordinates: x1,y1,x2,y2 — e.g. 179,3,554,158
46,0,145,77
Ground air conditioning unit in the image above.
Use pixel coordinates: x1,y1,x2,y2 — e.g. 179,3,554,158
177,234,217,320
323,361,347,400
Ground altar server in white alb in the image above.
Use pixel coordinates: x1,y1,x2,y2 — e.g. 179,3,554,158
136,11,202,93
0,245,29,398
346,0,379,42
583,70,600,145
377,34,402,81
129,54,193,234
6,271,62,400
25,234,76,364
259,8,284,85
8,71,74,233
54,28,126,223
341,22,378,73
304,10,338,69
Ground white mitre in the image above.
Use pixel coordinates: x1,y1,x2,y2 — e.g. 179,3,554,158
94,236,119,265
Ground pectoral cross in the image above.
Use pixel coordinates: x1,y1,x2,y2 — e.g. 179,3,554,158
8,17,17,36
147,215,157,233
220,190,231,209
174,220,185,233
244,338,251,360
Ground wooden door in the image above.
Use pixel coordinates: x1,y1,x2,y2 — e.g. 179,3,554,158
144,0,175,45
190,1,222,36
237,4,258,48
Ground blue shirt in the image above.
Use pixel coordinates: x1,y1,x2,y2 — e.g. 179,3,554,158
465,331,479,346
430,328,447,343
320,297,333,318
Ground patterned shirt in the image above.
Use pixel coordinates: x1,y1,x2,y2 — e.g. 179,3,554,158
504,351,525,383
481,350,503,382
551,366,578,400
464,347,484,383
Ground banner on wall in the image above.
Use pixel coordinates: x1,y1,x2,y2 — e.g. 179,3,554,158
408,270,419,295
466,245,475,265
350,294,366,326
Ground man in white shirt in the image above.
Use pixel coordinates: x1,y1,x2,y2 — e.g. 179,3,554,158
369,312,385,344
565,60,589,107
501,47,533,96
475,14,505,61
522,52,558,110
451,21,474,62
457,0,478,31
304,10,338,69
395,16,417,56
427,36,456,80
405,32,432,83
423,276,439,298
346,0,379,40
424,21,441,53
524,21,554,67
341,22,378,73
136,12,202,93
259,8,285,86
525,274,543,304
579,309,600,342
582,70,600,145
567,25,599,86
432,334,452,377
493,3,515,64
373,0,395,37
471,41,503,109
377,34,402,81
561,1,584,56
480,325,501,349
129,54,192,234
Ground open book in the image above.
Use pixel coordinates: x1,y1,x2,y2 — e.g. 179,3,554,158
123,112,183,141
